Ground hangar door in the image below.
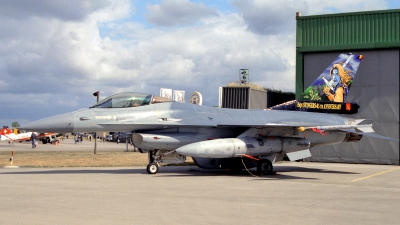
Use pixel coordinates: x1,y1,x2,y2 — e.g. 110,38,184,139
303,49,399,165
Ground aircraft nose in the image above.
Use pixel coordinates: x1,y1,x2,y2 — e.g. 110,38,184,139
22,112,74,133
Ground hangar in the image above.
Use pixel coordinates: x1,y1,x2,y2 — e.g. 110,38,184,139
296,9,399,165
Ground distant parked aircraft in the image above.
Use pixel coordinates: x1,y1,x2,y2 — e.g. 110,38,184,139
1,127,58,144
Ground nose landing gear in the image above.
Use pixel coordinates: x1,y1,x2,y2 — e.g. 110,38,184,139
146,150,160,174
146,162,159,174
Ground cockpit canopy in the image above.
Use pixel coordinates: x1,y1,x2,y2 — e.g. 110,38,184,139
91,92,174,108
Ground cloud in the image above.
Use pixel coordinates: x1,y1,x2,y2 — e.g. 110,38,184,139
304,0,387,15
0,0,114,21
231,0,388,35
145,0,219,26
0,0,395,127
231,0,308,35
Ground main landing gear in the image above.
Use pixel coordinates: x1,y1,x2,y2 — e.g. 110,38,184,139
257,159,273,175
242,155,274,175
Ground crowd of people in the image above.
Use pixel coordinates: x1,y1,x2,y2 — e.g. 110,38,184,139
26,132,127,147
71,133,120,143
73,133,83,144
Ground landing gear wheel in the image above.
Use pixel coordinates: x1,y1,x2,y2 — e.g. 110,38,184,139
146,162,159,174
257,159,273,175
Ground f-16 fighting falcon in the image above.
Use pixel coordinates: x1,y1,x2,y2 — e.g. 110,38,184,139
21,54,396,174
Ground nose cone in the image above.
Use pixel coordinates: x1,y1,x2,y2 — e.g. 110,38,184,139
21,112,74,133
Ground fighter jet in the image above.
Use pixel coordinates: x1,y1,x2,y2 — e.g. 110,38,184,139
21,54,396,174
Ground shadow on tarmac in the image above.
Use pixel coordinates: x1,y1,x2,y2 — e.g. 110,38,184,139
0,164,359,180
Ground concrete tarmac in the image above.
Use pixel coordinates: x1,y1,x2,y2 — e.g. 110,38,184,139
1,161,399,225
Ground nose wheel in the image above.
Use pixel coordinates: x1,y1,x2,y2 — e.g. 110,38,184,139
147,150,161,174
144,149,181,174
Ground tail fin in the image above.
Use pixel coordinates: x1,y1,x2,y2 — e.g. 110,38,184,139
270,53,363,114
1,128,13,135
300,53,363,102
0,128,14,141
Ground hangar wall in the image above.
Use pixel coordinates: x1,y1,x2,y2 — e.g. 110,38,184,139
303,50,399,164
296,9,400,165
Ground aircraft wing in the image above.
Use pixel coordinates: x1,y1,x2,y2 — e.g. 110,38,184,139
95,111,391,138
296,124,398,141
98,117,399,142
96,120,318,132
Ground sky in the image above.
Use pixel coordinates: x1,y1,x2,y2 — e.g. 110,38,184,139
1,0,399,127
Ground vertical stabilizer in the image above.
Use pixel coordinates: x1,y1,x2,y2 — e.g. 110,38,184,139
300,53,363,102
270,53,363,114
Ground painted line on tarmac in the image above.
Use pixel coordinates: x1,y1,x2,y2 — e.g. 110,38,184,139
352,167,400,182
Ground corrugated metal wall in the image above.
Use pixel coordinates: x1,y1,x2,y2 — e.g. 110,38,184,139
222,87,249,109
221,87,269,109
221,87,293,109
296,9,400,165
297,9,400,51
296,10,400,96
303,50,399,165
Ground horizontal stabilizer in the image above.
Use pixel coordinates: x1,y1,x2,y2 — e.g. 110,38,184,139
358,132,399,141
286,149,311,161
354,125,374,133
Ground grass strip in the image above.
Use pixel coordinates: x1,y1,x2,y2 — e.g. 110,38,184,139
0,151,194,168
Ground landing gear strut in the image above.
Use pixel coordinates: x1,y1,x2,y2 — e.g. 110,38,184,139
146,151,160,174
257,159,273,175
145,150,179,174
